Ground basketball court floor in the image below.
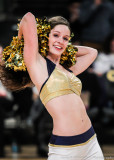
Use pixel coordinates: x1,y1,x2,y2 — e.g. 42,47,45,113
1,144,114,160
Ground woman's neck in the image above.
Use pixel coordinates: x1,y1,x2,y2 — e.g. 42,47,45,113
46,54,60,66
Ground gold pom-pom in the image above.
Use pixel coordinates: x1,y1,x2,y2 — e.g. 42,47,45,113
60,43,78,68
36,17,51,57
2,17,51,71
2,37,26,71
2,17,78,71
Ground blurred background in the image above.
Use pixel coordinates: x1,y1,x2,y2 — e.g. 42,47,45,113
0,0,114,159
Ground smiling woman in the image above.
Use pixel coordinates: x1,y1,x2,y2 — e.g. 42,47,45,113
48,25,70,59
0,12,104,160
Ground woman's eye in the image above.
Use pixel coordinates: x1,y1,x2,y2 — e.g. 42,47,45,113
53,34,58,37
63,37,69,41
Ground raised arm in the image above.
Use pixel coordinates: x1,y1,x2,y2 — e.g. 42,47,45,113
18,12,42,69
18,12,46,88
70,46,98,75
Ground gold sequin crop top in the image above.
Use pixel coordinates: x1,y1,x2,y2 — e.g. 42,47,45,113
39,58,82,105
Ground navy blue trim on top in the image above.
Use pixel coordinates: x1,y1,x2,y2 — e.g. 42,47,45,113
46,57,73,73
39,78,49,94
45,57,56,75
49,126,95,146
39,57,56,93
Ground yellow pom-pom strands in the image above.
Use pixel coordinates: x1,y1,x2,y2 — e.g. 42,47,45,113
2,17,78,71
60,43,78,68
2,36,26,71
36,17,51,57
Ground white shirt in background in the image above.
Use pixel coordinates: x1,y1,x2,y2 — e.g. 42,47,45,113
93,52,114,74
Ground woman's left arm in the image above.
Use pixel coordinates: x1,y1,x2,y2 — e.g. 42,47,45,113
70,46,98,76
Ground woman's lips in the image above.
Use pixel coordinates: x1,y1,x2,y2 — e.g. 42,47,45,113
54,45,63,50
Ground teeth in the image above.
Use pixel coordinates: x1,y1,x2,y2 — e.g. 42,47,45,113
55,46,62,49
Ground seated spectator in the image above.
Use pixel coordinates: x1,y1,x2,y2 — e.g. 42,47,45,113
0,45,14,157
63,0,83,44
92,32,114,109
93,33,114,75
79,0,114,51
0,81,14,157
28,87,53,157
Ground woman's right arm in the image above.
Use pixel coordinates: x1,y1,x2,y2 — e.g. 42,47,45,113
18,12,39,67
18,12,46,87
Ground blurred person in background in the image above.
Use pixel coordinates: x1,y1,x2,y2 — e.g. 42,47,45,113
79,32,114,121
12,88,33,120
0,44,34,156
92,32,114,111
0,44,14,157
93,32,114,75
83,32,114,125
64,0,82,44
28,87,53,157
0,44,5,157
79,0,114,51
75,0,114,116
0,80,7,157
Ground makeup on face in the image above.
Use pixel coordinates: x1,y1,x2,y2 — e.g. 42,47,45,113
48,25,70,56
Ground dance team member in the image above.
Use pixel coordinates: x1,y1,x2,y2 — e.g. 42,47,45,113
0,12,104,160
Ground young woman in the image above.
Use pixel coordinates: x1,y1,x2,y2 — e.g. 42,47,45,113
0,12,104,160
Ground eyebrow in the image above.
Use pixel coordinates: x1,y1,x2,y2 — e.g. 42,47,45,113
53,31,70,37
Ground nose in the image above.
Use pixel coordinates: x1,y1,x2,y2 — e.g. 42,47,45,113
58,37,64,44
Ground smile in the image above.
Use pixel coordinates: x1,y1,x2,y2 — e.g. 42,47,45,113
54,45,63,50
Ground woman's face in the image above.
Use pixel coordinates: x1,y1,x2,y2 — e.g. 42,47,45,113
48,25,70,57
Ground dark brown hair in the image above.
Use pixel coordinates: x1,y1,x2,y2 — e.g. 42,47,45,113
49,16,71,31
0,16,71,91
0,61,34,91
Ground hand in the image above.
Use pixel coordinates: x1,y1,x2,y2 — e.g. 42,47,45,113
0,89,7,97
18,12,36,40
87,68,94,73
96,73,103,77
70,13,79,23
94,0,102,6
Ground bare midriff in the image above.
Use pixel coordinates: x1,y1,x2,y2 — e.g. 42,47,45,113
45,93,92,136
